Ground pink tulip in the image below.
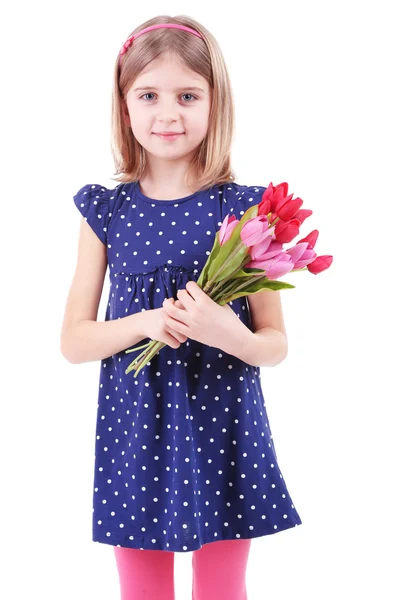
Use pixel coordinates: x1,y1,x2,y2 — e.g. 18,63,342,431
293,248,317,269
255,252,293,279
285,242,309,263
219,214,239,245
307,255,333,274
248,249,295,279
249,237,284,261
286,242,317,268
240,215,273,247
264,253,295,279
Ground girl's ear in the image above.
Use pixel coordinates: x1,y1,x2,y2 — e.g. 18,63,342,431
121,99,131,127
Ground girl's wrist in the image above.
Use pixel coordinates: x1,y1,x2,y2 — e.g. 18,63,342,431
129,311,147,339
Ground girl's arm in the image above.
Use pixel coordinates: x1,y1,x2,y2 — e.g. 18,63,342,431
233,326,288,368
231,289,289,367
61,313,147,364
60,218,147,364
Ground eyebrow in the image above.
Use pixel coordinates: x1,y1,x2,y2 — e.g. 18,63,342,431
133,86,205,93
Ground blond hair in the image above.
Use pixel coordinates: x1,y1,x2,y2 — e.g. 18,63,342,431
110,14,237,192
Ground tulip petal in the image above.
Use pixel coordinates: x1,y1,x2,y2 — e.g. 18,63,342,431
277,197,304,221
267,255,294,279
294,208,313,224
274,219,301,243
262,240,284,260
293,249,317,268
286,242,309,263
249,234,273,260
297,229,319,248
307,255,333,274
222,220,238,244
241,216,269,246
218,214,230,245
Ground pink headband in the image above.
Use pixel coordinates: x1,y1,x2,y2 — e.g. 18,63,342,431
119,24,203,64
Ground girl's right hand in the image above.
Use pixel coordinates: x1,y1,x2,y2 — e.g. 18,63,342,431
141,300,188,349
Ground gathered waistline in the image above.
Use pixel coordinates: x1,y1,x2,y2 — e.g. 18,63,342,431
109,263,202,277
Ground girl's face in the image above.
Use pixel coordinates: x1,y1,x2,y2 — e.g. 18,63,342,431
123,52,211,164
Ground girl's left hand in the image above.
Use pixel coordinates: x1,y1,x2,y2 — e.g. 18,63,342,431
162,281,247,354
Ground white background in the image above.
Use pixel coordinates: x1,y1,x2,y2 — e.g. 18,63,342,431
1,1,399,598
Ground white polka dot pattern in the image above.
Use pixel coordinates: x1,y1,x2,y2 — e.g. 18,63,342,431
72,180,302,552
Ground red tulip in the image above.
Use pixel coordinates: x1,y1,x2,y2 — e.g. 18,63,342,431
258,200,272,218
307,255,333,274
272,182,290,212
259,181,291,216
293,208,313,224
297,229,319,249
276,197,304,221
274,218,302,243
258,188,271,216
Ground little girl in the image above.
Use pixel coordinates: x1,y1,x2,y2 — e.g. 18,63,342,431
61,14,302,600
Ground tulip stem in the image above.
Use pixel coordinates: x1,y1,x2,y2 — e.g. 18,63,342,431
203,241,246,293
232,273,265,294
212,272,258,304
205,257,251,299
212,283,235,304
125,342,151,353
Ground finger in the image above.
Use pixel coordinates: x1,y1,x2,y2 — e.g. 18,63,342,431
165,314,189,336
164,330,181,349
165,324,187,343
162,297,175,312
163,298,190,327
185,281,206,301
174,299,185,310
177,288,196,309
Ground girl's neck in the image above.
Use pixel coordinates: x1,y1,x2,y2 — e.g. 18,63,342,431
139,169,198,200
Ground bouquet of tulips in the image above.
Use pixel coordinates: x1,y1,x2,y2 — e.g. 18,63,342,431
124,181,333,377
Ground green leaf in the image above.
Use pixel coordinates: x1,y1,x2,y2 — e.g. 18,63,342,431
230,267,266,280
196,232,220,288
206,205,259,284
222,278,295,303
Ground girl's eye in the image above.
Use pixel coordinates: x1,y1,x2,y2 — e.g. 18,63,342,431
140,92,197,103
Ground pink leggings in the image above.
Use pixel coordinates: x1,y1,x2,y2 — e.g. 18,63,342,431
114,538,251,600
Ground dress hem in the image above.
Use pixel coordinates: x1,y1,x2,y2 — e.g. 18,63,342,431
93,517,302,553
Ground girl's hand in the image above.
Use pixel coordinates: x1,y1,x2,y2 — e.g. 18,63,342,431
162,281,247,354
141,304,187,349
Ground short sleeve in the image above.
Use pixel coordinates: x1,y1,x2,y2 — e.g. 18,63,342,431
73,183,114,245
222,183,268,222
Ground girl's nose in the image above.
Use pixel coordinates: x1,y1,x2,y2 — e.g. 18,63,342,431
155,100,181,120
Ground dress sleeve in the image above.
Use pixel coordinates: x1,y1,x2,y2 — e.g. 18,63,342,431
73,183,113,245
228,184,267,220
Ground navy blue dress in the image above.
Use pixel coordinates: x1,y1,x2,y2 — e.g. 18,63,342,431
73,180,302,552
